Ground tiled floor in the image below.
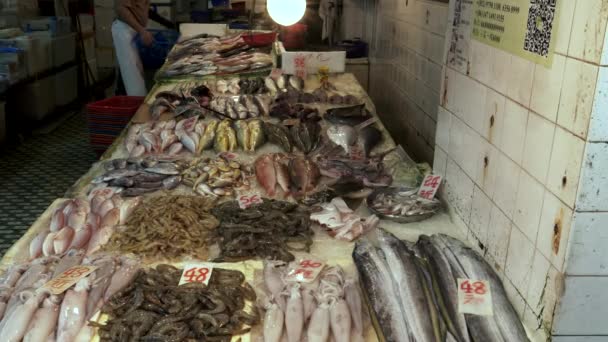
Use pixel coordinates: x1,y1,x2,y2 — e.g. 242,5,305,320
0,111,97,256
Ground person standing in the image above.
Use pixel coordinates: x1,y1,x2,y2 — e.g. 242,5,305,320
112,0,153,96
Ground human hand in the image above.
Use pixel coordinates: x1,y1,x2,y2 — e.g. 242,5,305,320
140,30,154,47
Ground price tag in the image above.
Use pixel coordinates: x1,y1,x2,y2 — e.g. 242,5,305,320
179,263,214,286
238,194,263,209
270,68,283,79
41,265,98,295
285,259,326,283
294,53,307,79
418,175,443,200
457,279,493,316
219,152,237,160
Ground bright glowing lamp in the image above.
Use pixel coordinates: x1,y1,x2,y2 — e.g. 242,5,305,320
267,0,306,26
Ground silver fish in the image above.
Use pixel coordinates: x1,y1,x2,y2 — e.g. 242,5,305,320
289,75,304,90
327,125,357,153
144,163,180,175
265,77,278,93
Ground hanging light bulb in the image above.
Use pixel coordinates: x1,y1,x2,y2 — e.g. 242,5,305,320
267,0,306,26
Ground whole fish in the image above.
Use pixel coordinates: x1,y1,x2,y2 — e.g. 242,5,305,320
23,295,61,342
288,75,304,91
144,163,180,175
234,120,250,151
214,120,238,152
265,77,278,93
57,277,90,342
276,75,287,90
431,235,530,342
377,229,439,342
358,126,383,157
273,154,291,195
255,155,277,197
327,125,357,153
290,121,320,154
353,240,412,342
288,157,319,195
255,95,272,116
199,119,218,152
265,123,292,152
248,119,266,151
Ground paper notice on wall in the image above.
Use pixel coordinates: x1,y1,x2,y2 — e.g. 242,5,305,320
472,0,561,67
445,0,475,74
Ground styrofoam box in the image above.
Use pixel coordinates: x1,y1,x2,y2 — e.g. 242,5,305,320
53,33,76,67
95,7,114,48
276,41,346,75
54,66,78,106
2,35,53,75
28,31,54,71
0,100,5,145
14,75,56,121
96,47,115,68
179,23,227,38
83,35,95,61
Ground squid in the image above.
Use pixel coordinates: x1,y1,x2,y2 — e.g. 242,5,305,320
307,300,330,342
284,284,304,342
0,290,48,341
329,298,351,342
57,277,90,342
263,302,284,342
23,295,61,342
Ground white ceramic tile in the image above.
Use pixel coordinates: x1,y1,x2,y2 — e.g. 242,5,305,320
513,171,545,244
427,61,443,93
482,88,506,146
469,185,491,245
445,158,475,225
435,107,452,150
500,99,528,164
566,212,608,276
557,57,599,139
522,112,556,185
474,138,500,199
489,49,511,94
568,0,608,64
433,145,448,178
448,115,479,178
505,226,535,295
502,277,526,319
486,203,513,269
588,66,608,142
554,0,576,55
470,39,493,86
493,152,521,219
553,337,608,342
507,55,535,107
576,142,608,211
444,69,487,131
522,305,552,341
553,276,608,335
537,190,573,272
546,127,585,207
530,54,566,123
525,251,551,314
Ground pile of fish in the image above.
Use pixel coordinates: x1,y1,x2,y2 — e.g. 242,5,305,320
182,155,251,198
265,75,361,106
161,33,273,77
93,158,182,196
314,149,393,188
215,77,268,95
255,153,320,198
29,191,140,259
260,262,365,342
264,120,321,154
368,188,441,222
209,94,272,119
211,200,313,262
353,229,530,342
103,195,219,260
150,84,212,119
324,104,383,158
99,264,258,342
270,102,321,121
311,197,379,241
0,253,140,341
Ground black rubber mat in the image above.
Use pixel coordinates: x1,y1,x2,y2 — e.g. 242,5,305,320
0,111,97,256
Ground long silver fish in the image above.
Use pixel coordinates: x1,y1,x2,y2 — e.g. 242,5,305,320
352,240,412,342
431,234,530,342
376,229,438,342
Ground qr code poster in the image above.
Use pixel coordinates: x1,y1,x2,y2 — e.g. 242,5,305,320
471,0,561,67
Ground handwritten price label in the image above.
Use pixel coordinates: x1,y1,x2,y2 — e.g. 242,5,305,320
238,194,263,209
42,265,98,295
179,263,214,286
418,175,443,200
294,53,308,79
285,259,326,283
457,279,493,316
219,152,237,160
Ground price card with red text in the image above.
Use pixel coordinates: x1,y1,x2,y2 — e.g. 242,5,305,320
179,263,214,286
418,175,443,200
294,53,308,79
42,265,98,295
457,279,493,316
285,259,326,283
238,194,263,209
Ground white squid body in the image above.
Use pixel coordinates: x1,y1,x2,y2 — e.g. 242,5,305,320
263,261,286,310
285,285,304,342
329,298,351,342
56,277,90,342
307,301,330,342
263,303,284,342
0,290,47,342
74,324,95,342
301,286,316,322
29,231,49,260
24,295,61,342
344,279,363,335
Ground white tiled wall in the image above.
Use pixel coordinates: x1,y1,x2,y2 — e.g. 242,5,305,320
368,0,448,164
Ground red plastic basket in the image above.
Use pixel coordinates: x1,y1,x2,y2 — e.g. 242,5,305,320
242,32,277,47
86,96,144,115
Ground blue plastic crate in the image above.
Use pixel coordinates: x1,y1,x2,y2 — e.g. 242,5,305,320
135,30,179,69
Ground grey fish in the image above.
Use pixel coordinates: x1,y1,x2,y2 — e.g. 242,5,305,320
325,104,367,118
254,95,271,116
162,176,182,190
359,126,383,157
234,120,250,150
131,173,168,183
112,158,128,170
108,177,135,188
431,234,529,342
377,229,438,342
265,123,292,152
121,187,157,197
290,121,320,154
102,169,140,182
144,163,180,175
353,240,412,342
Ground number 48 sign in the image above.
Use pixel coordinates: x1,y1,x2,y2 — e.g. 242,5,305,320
179,263,214,286
457,279,493,316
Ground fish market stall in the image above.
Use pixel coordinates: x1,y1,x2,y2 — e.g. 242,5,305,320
0,27,537,342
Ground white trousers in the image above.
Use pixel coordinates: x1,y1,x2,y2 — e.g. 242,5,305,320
111,20,147,96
